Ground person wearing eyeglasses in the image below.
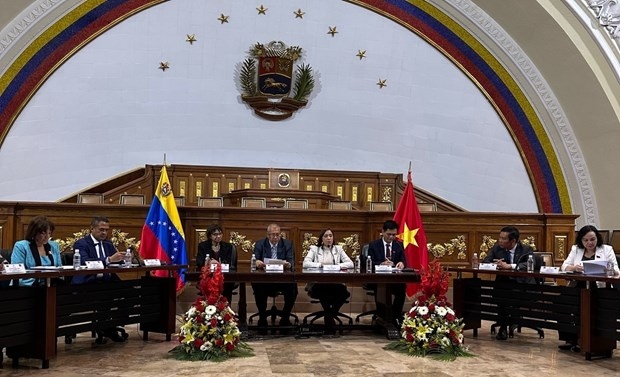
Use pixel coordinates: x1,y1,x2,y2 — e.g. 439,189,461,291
251,223,298,333
10,216,61,286
196,223,237,304
367,220,407,327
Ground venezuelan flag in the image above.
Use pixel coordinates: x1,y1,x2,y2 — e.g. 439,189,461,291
139,166,187,293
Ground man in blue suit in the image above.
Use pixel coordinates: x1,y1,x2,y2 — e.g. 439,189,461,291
251,223,298,332
367,220,407,327
72,216,127,342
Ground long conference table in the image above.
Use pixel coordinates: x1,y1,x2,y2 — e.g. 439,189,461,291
0,265,183,369
449,267,620,360
187,269,421,339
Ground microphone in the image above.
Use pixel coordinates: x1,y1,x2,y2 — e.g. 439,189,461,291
513,252,533,271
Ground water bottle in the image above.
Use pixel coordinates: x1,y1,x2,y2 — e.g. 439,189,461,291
354,255,361,273
205,253,211,271
606,261,615,278
73,249,81,269
472,253,479,269
124,249,132,267
366,255,373,273
250,254,257,272
526,255,534,273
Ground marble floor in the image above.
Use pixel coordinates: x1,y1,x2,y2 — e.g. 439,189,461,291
1,320,618,376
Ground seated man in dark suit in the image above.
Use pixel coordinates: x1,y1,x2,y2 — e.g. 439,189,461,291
72,216,127,342
251,223,298,332
367,220,407,327
483,225,535,340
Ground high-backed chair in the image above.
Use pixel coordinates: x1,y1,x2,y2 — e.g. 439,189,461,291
119,194,145,205
197,197,223,208
355,244,377,323
328,201,352,210
598,229,610,244
241,197,266,208
369,202,393,211
77,193,104,204
284,199,308,209
610,230,620,251
418,202,437,212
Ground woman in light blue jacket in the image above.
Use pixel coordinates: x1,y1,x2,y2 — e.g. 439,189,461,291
11,216,61,286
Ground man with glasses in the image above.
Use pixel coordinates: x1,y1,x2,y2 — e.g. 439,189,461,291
251,223,297,333
367,220,406,327
72,216,127,342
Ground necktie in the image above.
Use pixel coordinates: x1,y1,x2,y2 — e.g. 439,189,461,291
96,243,104,259
386,243,391,259
271,245,277,259
508,251,513,264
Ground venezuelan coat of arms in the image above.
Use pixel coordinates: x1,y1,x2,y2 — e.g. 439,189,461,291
239,41,315,120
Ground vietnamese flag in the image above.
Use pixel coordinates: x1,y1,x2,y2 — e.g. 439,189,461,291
139,165,187,293
393,169,428,298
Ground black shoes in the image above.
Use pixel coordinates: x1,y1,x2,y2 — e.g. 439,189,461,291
558,343,580,352
257,318,268,335
103,329,127,343
496,327,508,340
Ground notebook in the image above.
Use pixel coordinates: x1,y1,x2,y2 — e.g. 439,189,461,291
581,260,608,275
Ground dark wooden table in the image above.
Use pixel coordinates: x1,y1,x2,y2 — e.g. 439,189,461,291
0,265,184,369
448,267,620,360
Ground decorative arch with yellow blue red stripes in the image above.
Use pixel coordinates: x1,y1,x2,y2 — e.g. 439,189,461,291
0,0,570,213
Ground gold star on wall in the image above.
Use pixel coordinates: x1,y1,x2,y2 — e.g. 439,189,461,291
356,50,366,60
186,34,197,45
377,79,387,89
217,14,229,24
159,61,170,71
327,26,338,37
294,9,305,18
257,5,267,15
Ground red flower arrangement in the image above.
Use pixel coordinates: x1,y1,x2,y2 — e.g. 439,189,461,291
170,264,252,361
386,259,472,361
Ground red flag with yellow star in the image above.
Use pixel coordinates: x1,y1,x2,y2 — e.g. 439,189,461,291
393,169,428,297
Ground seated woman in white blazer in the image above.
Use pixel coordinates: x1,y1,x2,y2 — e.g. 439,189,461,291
303,229,353,331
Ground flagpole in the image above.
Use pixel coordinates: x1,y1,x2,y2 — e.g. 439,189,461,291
163,153,167,167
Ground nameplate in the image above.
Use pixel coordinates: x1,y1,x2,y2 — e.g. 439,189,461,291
540,266,560,274
374,265,393,273
478,263,497,270
85,260,104,269
5,263,26,274
265,264,284,272
210,263,230,272
322,264,340,272
143,259,161,266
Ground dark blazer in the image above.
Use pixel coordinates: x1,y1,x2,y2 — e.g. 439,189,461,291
253,238,295,269
196,240,236,270
367,238,406,266
483,241,536,284
72,236,117,284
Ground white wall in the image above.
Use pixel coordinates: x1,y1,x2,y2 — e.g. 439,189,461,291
0,0,537,212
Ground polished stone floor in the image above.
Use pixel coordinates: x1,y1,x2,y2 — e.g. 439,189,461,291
2,320,618,376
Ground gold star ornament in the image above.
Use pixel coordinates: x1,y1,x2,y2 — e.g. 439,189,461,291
356,50,366,60
399,223,419,249
159,61,170,71
294,9,305,18
257,5,267,15
377,79,387,89
217,14,229,24
186,34,197,45
327,26,338,37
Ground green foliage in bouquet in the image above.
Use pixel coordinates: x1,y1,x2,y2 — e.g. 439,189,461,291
385,259,474,361
170,264,253,361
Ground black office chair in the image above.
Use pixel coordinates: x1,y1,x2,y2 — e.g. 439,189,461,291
355,244,377,323
247,293,300,326
302,283,353,333
490,253,545,339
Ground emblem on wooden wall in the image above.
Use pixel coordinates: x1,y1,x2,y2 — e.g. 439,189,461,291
239,41,315,120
